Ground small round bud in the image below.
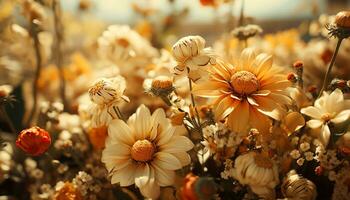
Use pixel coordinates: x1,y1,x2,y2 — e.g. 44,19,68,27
79,0,91,11
307,85,318,95
287,73,298,83
335,11,350,28
0,85,13,98
16,126,51,156
293,60,304,70
150,76,174,96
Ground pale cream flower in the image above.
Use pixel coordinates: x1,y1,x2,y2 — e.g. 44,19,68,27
301,89,350,147
101,105,193,199
232,151,279,198
88,76,129,127
297,158,305,166
281,170,317,200
172,35,216,75
98,25,157,68
193,48,291,134
290,149,301,159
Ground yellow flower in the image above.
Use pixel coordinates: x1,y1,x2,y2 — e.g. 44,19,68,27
193,48,291,134
101,105,193,199
301,89,350,147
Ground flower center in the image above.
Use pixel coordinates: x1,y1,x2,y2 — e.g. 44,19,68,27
131,139,155,162
230,71,259,95
116,38,130,48
321,113,332,122
254,154,273,169
88,80,105,96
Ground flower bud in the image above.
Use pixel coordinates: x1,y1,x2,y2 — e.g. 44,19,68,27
16,126,51,156
150,76,174,96
0,85,13,98
287,73,298,83
282,170,317,200
335,11,350,28
293,60,304,70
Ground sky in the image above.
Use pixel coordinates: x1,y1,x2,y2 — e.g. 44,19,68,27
61,0,327,24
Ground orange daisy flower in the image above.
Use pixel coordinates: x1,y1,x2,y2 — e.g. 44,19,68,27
193,48,291,134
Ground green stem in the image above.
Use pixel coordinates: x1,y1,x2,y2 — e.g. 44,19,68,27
318,38,343,98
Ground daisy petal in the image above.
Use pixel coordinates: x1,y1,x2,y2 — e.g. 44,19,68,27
306,119,323,129
154,152,182,170
160,136,194,153
108,119,134,145
331,110,350,124
300,106,322,119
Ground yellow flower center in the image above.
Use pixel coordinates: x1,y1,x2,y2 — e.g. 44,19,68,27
321,113,333,122
151,76,173,90
116,38,130,48
230,71,259,95
89,80,105,95
254,154,273,169
131,139,155,162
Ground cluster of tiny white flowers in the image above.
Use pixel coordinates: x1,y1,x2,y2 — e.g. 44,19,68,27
220,159,234,180
202,123,242,160
29,183,54,200
331,165,350,199
54,129,89,154
289,135,325,166
315,147,342,169
0,143,13,182
25,158,44,179
72,171,101,199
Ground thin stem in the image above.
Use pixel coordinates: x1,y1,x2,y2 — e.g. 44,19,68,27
186,68,201,129
25,22,42,127
0,105,17,134
318,38,343,97
238,0,245,26
53,0,68,111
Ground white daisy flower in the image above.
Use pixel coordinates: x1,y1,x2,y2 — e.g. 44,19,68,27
101,105,193,199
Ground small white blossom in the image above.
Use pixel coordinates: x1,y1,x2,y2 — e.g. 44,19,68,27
296,158,305,166
290,149,301,159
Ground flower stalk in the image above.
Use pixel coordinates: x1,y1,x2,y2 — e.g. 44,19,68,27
318,38,343,97
25,21,42,127
52,0,68,111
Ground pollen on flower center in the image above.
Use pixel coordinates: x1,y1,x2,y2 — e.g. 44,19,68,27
116,38,130,48
230,70,259,95
321,113,332,122
131,139,156,162
89,80,105,95
254,154,273,169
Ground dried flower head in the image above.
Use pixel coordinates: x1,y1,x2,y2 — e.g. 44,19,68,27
150,76,174,96
232,151,279,198
16,126,51,156
335,11,350,28
281,170,317,200
88,76,129,106
326,11,350,39
231,24,263,41
172,35,216,75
